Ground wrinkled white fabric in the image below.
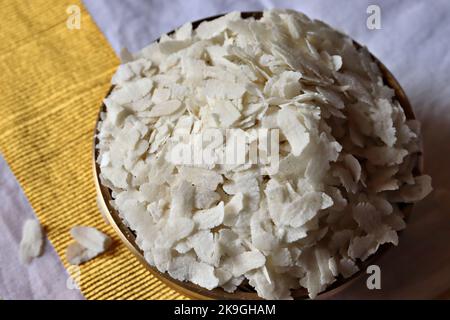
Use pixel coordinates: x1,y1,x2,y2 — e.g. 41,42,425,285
0,157,84,299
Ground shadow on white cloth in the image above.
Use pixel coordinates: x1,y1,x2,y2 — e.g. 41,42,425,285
0,156,84,300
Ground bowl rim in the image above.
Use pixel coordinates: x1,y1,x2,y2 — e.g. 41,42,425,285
92,11,422,300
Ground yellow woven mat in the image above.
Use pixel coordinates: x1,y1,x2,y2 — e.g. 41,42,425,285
0,0,186,300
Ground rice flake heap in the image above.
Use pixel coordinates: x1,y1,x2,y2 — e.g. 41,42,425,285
96,9,432,299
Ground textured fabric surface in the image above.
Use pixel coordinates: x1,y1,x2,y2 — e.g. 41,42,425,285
0,156,84,300
0,0,185,300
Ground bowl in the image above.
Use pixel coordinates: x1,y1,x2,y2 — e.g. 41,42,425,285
93,11,421,299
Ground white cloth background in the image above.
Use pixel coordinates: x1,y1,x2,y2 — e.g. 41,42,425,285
1,0,449,299
0,157,84,299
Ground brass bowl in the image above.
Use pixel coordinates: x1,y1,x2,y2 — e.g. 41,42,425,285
93,12,421,299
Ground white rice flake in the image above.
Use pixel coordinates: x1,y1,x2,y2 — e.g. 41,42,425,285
66,227,112,265
70,226,112,253
97,9,432,300
232,250,266,277
110,78,153,105
66,242,100,266
277,106,310,157
193,201,225,229
19,219,44,264
178,166,223,191
190,261,220,290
